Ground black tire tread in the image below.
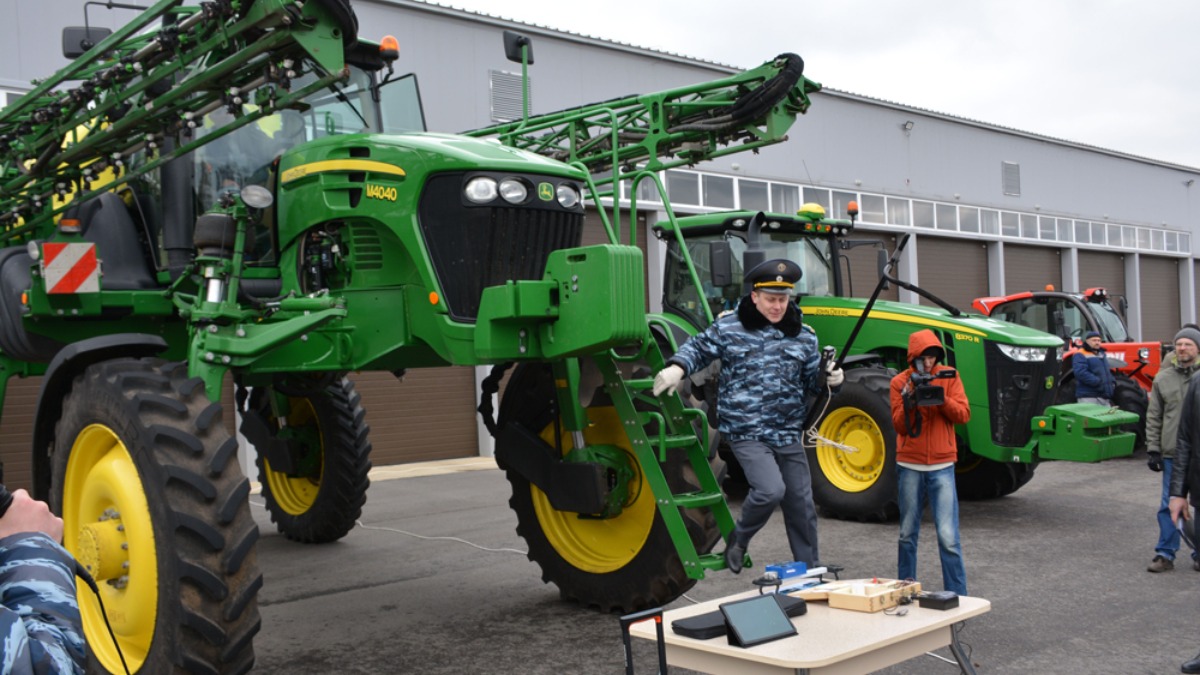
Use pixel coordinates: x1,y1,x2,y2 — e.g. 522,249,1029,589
51,358,261,674
251,377,372,543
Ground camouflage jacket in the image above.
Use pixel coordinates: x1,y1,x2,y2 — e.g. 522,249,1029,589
669,297,821,446
0,533,86,674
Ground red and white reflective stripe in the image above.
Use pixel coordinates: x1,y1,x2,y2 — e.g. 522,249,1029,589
42,242,100,294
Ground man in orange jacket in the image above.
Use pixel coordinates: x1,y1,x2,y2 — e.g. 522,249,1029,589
890,329,970,596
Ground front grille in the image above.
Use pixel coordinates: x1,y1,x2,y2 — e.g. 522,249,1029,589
418,173,584,321
985,342,1059,447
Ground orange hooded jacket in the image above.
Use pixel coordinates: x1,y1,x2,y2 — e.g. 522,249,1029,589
889,329,971,465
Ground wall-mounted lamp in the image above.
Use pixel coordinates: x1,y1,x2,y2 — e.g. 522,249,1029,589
902,120,915,132
1185,179,1195,187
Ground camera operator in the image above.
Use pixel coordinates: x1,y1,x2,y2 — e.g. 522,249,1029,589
889,329,970,596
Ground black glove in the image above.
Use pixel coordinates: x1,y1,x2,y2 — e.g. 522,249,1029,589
1147,452,1163,472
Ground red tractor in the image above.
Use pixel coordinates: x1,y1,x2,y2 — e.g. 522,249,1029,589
973,286,1152,449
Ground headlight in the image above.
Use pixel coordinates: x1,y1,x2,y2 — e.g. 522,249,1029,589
1055,346,1065,362
997,343,1050,362
499,178,528,204
1138,347,1150,360
464,176,498,203
556,183,581,208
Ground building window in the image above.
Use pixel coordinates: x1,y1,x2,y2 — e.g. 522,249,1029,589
1166,232,1179,252
1074,220,1090,244
980,209,999,235
913,201,934,228
1001,212,1019,237
666,170,699,205
1152,229,1165,251
1056,219,1072,242
887,198,910,226
831,190,858,219
1091,222,1105,245
703,175,734,208
738,179,769,210
1038,216,1055,240
1107,224,1122,247
489,70,526,123
860,194,886,223
1002,161,1021,196
635,177,662,203
1181,233,1191,253
771,184,800,214
935,204,957,231
1137,228,1152,250
960,207,980,233
1021,214,1038,238
803,187,830,210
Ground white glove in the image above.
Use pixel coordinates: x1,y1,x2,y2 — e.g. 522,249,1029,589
825,361,844,387
653,364,685,396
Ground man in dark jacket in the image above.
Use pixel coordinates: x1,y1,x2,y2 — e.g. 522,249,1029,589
653,258,842,572
1072,330,1115,405
1169,370,1200,673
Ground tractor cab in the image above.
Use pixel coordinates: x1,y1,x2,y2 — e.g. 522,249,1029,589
657,206,853,331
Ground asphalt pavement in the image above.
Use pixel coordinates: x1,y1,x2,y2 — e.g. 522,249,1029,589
248,454,1196,674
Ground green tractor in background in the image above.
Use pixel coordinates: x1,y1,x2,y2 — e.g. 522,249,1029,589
0,0,824,671
653,206,1139,521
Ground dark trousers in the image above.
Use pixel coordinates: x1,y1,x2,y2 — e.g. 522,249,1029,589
730,438,819,565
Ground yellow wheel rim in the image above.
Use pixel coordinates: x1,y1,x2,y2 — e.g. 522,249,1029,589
530,407,653,573
262,397,324,516
815,406,887,492
63,424,157,674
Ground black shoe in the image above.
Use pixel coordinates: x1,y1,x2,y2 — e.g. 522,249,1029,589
724,540,746,574
1183,653,1200,674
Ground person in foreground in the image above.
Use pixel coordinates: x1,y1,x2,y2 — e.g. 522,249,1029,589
1169,367,1200,673
0,488,86,674
890,329,970,597
653,258,841,573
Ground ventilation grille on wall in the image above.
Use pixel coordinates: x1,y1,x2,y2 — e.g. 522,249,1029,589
1001,161,1021,196
490,70,527,123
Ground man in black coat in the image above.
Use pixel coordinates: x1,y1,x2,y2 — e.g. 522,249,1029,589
1169,370,1200,673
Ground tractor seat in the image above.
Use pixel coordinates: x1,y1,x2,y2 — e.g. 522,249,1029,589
75,192,159,291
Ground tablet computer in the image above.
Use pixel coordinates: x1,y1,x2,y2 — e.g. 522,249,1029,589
718,594,797,648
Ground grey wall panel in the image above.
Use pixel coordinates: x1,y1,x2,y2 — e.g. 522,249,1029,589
1003,244,1061,294
1140,256,1181,344
915,236,988,312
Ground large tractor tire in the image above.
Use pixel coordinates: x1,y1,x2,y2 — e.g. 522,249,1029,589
249,377,372,543
955,447,1036,500
497,361,720,613
1056,373,1148,453
51,358,261,675
808,368,898,522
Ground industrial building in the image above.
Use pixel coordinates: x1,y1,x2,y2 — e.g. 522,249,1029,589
2,0,1197,482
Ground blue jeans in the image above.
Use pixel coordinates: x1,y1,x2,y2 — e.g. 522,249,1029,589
897,465,967,596
1156,459,1196,561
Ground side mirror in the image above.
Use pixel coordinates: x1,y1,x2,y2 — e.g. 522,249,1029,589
1119,296,1128,317
876,249,890,290
710,241,732,287
63,26,112,58
503,31,534,64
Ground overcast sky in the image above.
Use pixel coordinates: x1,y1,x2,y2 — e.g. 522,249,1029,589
433,0,1200,170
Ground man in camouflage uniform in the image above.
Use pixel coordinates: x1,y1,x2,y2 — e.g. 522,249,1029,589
0,488,86,674
654,259,842,572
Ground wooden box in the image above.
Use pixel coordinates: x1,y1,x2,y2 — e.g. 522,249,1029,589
790,579,921,613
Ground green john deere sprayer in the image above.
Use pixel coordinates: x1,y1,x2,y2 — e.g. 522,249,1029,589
655,207,1139,522
0,0,823,671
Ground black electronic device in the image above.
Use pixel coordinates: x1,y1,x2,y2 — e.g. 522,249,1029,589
672,594,806,640
918,590,960,610
719,594,798,648
909,363,957,407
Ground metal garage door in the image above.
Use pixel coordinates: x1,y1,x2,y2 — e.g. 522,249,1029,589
1078,250,1125,301
914,236,989,311
1140,256,1181,345
350,368,478,466
837,230,900,301
1004,244,1061,294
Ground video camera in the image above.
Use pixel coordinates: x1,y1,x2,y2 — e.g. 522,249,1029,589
906,363,957,407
